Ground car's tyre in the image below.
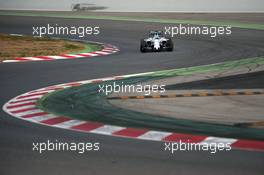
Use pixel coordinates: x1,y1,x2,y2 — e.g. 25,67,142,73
140,39,146,53
167,38,174,51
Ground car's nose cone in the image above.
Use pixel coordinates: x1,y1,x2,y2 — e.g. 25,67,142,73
154,39,160,50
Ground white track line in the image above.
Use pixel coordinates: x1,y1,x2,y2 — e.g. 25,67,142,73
27,114,58,122
15,109,44,117
138,131,172,141
54,120,87,129
90,125,125,135
9,99,37,105
8,105,36,112
200,137,237,146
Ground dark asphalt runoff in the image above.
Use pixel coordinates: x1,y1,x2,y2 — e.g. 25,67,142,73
166,70,264,90
0,15,264,175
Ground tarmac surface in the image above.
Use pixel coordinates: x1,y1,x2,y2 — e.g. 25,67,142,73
109,70,264,125
0,14,264,175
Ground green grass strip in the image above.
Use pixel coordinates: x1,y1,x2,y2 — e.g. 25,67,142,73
37,56,264,140
70,42,102,54
126,56,264,77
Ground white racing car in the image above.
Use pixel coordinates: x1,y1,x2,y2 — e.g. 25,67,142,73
140,31,173,52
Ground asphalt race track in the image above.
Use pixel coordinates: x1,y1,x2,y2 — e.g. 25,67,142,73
0,15,264,175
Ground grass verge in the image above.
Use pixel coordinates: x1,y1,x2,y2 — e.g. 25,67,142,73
0,33,101,61
37,57,264,140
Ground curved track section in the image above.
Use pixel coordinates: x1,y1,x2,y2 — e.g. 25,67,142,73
3,45,119,63
2,36,119,63
1,15,264,175
4,74,264,151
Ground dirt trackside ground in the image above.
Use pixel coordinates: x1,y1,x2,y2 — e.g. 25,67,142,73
0,34,100,61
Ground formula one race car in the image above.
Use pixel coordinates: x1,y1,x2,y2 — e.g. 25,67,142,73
140,31,173,52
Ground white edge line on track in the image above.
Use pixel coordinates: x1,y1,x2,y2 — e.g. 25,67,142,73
2,34,119,63
2,64,264,152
